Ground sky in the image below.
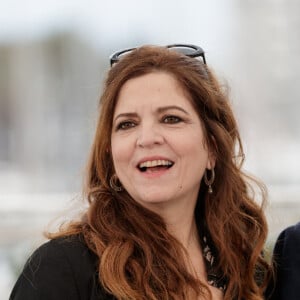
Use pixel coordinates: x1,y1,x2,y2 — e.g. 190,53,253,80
0,0,233,54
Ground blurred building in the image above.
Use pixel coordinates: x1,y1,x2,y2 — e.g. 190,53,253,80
0,32,109,298
0,32,106,192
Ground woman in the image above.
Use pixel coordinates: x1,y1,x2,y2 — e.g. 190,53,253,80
10,44,271,300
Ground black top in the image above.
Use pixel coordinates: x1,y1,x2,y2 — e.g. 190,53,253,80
12,221,299,300
266,222,300,300
10,233,226,299
9,235,114,300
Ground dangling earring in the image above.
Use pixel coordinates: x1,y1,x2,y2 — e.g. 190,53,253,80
109,174,123,192
204,168,215,194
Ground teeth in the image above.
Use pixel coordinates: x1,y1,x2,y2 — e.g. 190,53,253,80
139,160,173,168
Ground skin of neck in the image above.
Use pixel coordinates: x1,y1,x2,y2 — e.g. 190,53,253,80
145,195,200,250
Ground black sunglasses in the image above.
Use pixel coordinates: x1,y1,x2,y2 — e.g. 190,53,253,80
110,44,206,67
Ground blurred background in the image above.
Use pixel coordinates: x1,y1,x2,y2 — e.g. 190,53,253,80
1,0,299,298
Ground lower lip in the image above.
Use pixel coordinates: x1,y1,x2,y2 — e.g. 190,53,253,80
137,167,172,178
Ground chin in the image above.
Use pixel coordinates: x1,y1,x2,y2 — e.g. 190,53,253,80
134,192,173,207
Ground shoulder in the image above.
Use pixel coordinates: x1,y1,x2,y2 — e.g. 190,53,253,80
273,222,300,270
10,234,110,300
274,222,300,255
267,222,300,300
45,234,98,271
278,222,300,241
26,234,98,283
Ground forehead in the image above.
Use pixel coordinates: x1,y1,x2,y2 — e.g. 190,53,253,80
114,71,195,113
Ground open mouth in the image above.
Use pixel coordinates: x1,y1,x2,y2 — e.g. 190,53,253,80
137,159,174,173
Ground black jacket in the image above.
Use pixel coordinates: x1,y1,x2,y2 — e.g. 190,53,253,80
10,233,229,299
266,222,300,300
9,235,115,300
13,226,297,300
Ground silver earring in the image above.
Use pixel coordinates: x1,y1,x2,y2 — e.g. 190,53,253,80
204,168,215,194
109,174,123,192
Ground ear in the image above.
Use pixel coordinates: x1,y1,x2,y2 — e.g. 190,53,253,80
206,151,216,170
206,135,216,170
106,144,111,154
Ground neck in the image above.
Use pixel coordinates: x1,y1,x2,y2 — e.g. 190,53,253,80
151,200,200,250
147,198,208,282
163,203,206,281
168,217,200,249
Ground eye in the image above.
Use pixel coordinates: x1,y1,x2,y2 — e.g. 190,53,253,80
162,115,182,124
116,121,136,130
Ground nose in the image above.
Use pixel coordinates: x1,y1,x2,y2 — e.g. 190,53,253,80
136,122,164,148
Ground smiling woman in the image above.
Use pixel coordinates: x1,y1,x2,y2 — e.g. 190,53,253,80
111,72,213,212
10,45,272,300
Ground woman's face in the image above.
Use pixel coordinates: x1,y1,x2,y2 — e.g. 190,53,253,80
111,72,214,211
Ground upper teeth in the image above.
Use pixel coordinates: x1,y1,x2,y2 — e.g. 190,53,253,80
139,160,173,168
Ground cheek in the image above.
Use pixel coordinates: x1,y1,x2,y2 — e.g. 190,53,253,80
177,138,209,169
111,141,122,170
172,131,207,155
111,138,132,171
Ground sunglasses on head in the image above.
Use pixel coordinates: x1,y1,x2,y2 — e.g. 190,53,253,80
109,44,207,67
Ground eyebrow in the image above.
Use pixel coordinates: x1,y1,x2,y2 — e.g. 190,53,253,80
156,105,189,115
114,105,190,123
113,112,138,124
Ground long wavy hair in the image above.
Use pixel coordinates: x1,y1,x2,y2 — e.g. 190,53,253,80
51,46,271,299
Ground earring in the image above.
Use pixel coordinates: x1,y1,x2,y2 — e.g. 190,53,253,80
204,168,215,194
109,174,123,192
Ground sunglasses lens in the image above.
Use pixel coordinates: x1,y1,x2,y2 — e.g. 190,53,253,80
110,48,135,66
168,45,205,63
117,50,132,59
170,46,196,56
